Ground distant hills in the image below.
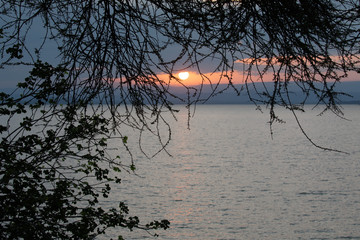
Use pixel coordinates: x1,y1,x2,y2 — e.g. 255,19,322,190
1,81,360,105
167,81,360,105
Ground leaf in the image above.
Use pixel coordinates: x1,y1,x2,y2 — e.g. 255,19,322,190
130,164,136,171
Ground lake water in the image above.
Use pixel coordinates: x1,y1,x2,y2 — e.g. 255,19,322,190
100,105,360,239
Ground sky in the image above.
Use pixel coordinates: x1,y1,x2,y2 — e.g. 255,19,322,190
1,7,360,100
163,69,360,87
2,47,360,106
2,54,360,89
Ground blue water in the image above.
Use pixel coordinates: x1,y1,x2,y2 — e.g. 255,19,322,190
102,105,360,239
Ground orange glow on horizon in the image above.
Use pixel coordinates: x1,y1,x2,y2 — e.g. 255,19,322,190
114,68,359,88
156,70,275,87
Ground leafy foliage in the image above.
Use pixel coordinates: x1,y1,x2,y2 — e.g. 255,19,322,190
0,61,169,239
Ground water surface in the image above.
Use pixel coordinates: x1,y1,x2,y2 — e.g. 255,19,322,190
104,105,360,239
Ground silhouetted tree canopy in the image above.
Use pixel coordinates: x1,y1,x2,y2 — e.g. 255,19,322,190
1,0,359,239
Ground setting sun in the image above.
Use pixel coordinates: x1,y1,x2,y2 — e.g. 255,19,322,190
178,71,189,80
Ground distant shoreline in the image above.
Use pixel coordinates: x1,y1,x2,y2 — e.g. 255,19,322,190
2,81,360,105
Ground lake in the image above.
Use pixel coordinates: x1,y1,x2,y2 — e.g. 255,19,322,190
98,105,360,239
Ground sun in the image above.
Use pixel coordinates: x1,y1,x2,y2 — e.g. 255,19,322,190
178,71,189,80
